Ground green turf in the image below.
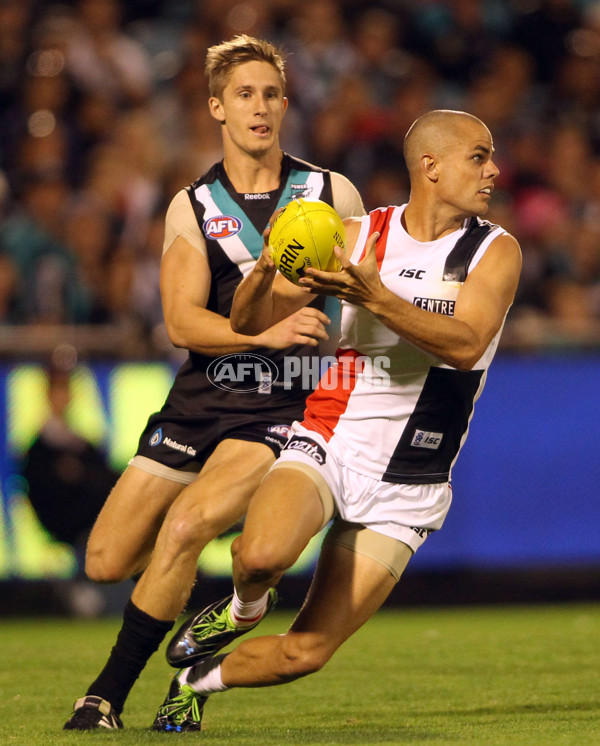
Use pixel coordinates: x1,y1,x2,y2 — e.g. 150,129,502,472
1,604,599,745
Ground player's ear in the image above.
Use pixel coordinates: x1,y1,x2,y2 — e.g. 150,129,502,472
422,154,439,182
209,96,226,125
282,96,289,115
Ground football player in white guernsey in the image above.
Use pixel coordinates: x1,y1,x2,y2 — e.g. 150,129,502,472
151,110,521,731
64,35,364,732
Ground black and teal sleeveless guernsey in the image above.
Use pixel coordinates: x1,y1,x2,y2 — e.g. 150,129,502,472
164,154,334,417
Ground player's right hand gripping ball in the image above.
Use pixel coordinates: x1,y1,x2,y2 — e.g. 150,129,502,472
268,198,346,285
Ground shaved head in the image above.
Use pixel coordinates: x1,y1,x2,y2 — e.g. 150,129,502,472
403,110,490,174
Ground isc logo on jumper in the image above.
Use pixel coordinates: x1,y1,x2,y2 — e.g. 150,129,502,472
411,429,443,450
203,215,242,239
398,268,425,279
207,353,279,393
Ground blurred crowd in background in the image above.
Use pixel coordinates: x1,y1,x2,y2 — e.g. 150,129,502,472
2,0,600,358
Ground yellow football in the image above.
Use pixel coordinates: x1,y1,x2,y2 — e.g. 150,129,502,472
268,198,345,285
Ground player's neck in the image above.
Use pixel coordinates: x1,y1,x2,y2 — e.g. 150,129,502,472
403,200,466,242
222,147,283,194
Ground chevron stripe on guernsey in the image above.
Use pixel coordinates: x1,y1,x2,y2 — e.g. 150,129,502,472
302,349,366,441
443,217,496,282
359,206,394,268
302,212,392,440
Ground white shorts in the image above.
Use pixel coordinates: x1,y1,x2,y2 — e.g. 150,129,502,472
271,421,452,554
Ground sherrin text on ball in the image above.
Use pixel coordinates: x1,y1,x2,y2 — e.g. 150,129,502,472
268,198,346,285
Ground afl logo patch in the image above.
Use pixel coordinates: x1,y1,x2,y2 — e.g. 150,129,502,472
203,215,242,239
207,353,279,393
268,425,292,438
149,428,163,446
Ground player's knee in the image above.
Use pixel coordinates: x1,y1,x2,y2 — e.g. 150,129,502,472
279,633,333,679
165,512,208,556
231,534,242,559
85,529,149,582
236,538,293,584
85,548,130,584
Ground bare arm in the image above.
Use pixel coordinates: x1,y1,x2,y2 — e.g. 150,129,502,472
161,236,263,355
162,236,330,354
299,231,522,371
230,223,331,344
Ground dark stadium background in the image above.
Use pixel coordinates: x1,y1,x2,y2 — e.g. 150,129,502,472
1,0,599,613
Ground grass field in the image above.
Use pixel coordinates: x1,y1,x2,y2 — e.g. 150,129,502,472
1,603,599,745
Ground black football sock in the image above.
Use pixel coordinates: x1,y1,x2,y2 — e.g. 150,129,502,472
86,600,174,714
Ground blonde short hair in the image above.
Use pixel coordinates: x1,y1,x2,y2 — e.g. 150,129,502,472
205,34,286,99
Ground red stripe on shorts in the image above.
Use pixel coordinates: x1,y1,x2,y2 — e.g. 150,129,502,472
302,349,365,441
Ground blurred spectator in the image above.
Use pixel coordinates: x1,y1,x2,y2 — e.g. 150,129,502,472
0,0,599,350
0,170,90,323
211,0,279,41
352,7,414,107
22,354,118,550
14,125,70,183
0,253,19,322
120,204,167,355
21,350,119,615
62,194,132,323
465,43,541,136
548,50,600,147
0,65,75,178
80,106,167,254
59,0,154,106
348,59,440,201
280,0,358,121
104,107,167,246
362,169,409,213
409,0,512,87
510,0,583,84
0,0,33,111
545,121,594,203
305,75,370,178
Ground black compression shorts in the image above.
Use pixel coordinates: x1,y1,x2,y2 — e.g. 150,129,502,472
134,402,296,473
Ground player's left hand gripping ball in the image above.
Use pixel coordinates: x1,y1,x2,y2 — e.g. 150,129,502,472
268,198,346,285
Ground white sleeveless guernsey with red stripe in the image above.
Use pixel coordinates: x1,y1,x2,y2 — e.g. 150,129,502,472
302,204,508,485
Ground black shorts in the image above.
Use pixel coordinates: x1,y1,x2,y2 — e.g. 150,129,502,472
134,402,296,473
